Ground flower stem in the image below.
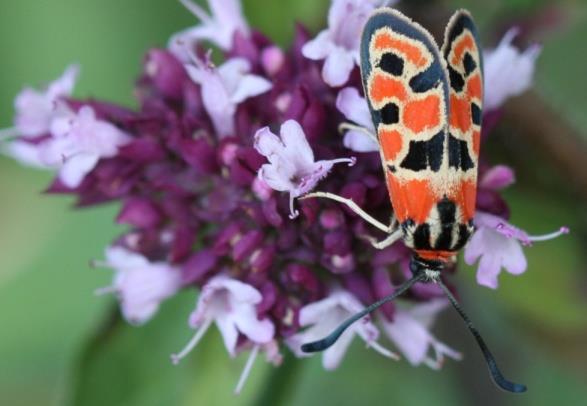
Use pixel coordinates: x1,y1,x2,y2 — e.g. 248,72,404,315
252,351,303,406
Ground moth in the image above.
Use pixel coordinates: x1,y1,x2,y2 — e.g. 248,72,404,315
302,8,527,393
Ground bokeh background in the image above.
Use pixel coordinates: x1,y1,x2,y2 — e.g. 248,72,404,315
0,1,586,405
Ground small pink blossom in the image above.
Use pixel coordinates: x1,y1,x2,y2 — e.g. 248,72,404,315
254,119,355,218
13,64,79,137
479,164,515,190
380,299,462,369
169,0,249,61
465,212,569,289
336,87,378,152
41,106,131,187
186,55,272,137
302,0,384,87
287,289,398,370
171,275,274,363
95,246,182,325
484,28,541,110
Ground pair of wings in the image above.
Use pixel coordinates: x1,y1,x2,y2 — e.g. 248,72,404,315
360,9,483,223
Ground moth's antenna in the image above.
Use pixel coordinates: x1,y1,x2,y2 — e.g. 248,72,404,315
437,280,527,393
301,272,425,353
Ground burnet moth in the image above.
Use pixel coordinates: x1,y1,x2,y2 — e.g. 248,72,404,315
301,8,527,393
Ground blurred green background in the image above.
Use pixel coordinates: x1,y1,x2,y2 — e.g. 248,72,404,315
0,1,586,405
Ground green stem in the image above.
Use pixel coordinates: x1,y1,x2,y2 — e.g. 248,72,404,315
253,351,303,406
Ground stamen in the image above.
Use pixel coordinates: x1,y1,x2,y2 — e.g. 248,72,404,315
179,0,212,24
338,122,378,143
234,345,260,395
528,226,569,242
89,259,110,268
94,286,117,296
170,318,212,365
366,340,400,361
288,195,299,219
329,156,356,167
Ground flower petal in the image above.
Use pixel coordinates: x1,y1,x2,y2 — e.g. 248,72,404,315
230,74,272,104
59,153,100,188
336,87,374,129
322,47,355,87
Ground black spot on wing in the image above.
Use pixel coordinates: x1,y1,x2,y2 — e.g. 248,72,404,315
379,103,399,124
463,53,476,76
453,222,473,250
448,133,475,171
400,131,444,172
447,65,464,92
378,53,404,76
471,102,481,125
413,223,431,249
434,198,457,250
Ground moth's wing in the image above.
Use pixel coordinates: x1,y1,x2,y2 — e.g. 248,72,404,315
441,10,483,228
360,8,449,226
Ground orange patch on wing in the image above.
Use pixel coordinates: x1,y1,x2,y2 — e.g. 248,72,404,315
466,74,482,100
472,130,481,157
451,34,475,67
402,95,441,133
379,129,403,161
387,177,437,224
369,73,408,104
455,180,477,221
449,94,471,133
373,31,428,68
415,249,455,262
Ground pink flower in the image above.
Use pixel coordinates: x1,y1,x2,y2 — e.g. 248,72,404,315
254,119,355,218
14,64,79,137
95,246,182,325
286,289,398,370
169,0,249,61
336,87,378,152
302,0,383,87
465,212,569,289
185,55,272,137
41,106,131,187
380,299,462,369
479,165,515,190
484,28,541,110
171,274,274,363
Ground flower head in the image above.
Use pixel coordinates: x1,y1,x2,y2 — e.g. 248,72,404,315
185,55,272,137
169,0,249,61
95,246,182,325
302,0,381,87
484,28,541,111
380,299,461,369
255,119,355,218
465,212,569,289
42,106,131,187
14,64,79,137
287,289,398,370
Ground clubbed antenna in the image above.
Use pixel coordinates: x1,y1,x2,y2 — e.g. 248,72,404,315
437,280,527,393
301,273,425,353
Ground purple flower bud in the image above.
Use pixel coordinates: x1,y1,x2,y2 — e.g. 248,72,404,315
183,248,218,284
371,268,395,320
179,137,219,174
232,230,263,262
319,208,344,230
249,244,275,274
118,138,166,163
213,222,242,256
117,197,162,229
145,49,189,100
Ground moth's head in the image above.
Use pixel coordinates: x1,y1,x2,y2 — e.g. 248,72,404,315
409,254,445,281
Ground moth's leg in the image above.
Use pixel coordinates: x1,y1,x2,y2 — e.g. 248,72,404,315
300,191,392,233
338,123,378,144
361,228,402,250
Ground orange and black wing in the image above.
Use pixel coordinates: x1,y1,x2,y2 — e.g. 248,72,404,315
360,8,449,227
441,10,483,226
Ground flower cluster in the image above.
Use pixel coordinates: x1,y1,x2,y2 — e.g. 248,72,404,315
0,0,568,394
